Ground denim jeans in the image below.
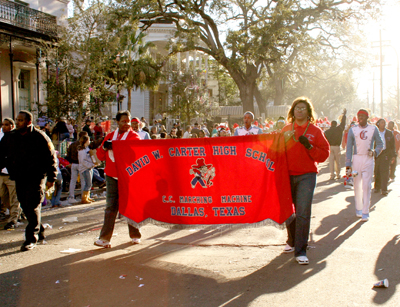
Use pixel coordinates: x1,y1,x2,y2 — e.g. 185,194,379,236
92,168,105,183
99,175,141,242
80,169,93,192
51,172,63,206
69,163,79,198
286,172,317,257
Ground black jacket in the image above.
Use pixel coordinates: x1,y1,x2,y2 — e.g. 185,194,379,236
324,115,346,146
83,125,93,139
0,126,58,182
379,129,396,159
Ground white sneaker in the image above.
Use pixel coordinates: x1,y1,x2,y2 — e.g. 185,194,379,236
94,239,111,248
68,197,79,204
283,244,294,253
132,238,141,244
296,256,309,265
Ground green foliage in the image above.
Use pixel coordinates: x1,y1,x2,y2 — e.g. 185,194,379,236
166,70,220,124
43,0,163,123
210,60,240,106
115,0,381,113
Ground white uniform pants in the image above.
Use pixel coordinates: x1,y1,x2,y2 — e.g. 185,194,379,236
352,155,374,215
329,146,341,177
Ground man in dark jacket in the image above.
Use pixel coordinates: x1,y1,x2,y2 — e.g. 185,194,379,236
82,119,93,140
374,119,396,196
324,109,347,179
0,111,58,251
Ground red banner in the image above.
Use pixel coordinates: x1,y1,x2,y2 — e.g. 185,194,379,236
113,134,294,228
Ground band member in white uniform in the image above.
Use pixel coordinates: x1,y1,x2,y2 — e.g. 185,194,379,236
346,109,383,221
234,112,263,136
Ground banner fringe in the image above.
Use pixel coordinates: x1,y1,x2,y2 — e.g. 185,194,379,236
123,214,296,231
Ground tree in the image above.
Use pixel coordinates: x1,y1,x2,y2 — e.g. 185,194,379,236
43,0,121,127
114,0,380,115
210,60,240,106
286,62,359,119
166,70,220,124
116,31,161,112
44,0,163,127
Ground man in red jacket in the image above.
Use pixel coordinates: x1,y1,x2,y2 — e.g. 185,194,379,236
94,110,141,248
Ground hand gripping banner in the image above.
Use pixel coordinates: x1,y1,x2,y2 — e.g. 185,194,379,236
113,134,294,229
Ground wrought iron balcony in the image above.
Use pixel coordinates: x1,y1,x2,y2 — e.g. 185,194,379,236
0,0,57,38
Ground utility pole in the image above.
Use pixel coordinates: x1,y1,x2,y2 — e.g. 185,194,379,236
369,73,376,114
372,32,392,117
372,72,375,114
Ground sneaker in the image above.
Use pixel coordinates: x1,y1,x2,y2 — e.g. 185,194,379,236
296,256,309,265
132,238,141,244
68,197,79,204
4,222,15,230
38,239,48,245
20,243,36,251
94,239,111,248
356,210,362,218
283,244,294,253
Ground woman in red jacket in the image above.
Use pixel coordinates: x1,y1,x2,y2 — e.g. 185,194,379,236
281,97,330,265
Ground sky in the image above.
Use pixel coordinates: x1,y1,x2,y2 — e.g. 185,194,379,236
356,1,400,117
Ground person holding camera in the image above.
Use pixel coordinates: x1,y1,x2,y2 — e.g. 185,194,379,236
94,111,141,248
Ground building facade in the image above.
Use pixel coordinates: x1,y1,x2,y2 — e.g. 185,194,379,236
0,0,68,121
113,21,219,125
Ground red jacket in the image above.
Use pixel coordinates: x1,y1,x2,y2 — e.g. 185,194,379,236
97,129,140,178
282,122,330,175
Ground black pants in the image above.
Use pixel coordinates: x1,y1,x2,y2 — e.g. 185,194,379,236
374,155,390,192
15,177,46,245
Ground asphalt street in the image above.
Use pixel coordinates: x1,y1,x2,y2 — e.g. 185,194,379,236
0,158,399,307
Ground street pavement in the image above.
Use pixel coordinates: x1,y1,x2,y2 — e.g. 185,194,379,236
0,158,399,307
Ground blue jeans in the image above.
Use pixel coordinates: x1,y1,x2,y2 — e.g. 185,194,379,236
80,169,93,192
286,172,317,257
69,163,79,198
99,175,141,241
51,172,63,206
92,168,105,183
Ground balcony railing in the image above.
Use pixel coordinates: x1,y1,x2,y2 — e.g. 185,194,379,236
0,0,57,37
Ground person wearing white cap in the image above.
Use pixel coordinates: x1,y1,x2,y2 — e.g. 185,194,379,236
131,117,150,140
